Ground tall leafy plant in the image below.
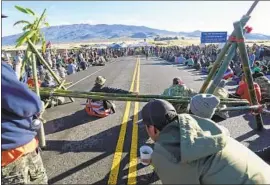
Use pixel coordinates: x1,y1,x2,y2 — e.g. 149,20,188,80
13,6,50,148
14,6,49,78
14,5,49,50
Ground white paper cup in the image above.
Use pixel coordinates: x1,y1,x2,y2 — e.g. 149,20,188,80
140,145,153,166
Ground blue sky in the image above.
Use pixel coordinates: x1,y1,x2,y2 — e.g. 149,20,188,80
2,1,270,37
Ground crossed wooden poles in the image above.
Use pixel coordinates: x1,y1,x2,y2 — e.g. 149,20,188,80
200,0,264,131
29,0,263,148
27,40,74,148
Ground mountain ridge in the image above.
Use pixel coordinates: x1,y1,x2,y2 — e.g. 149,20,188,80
2,24,270,46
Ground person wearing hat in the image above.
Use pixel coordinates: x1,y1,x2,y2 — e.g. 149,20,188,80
85,76,137,117
140,96,270,184
162,77,196,113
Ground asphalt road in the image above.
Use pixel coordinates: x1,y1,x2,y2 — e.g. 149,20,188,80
42,56,270,184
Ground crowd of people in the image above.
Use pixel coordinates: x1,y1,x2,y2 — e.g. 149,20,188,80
2,12,270,183
153,44,270,104
2,47,134,87
3,46,270,184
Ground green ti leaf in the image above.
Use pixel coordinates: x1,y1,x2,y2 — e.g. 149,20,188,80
25,8,35,16
22,24,33,31
15,5,29,14
15,5,36,16
13,20,31,26
16,30,35,47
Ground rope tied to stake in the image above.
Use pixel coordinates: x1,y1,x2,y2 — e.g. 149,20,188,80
251,104,265,115
229,36,244,43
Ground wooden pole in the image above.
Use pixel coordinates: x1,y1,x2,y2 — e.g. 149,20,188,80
246,0,259,16
44,80,66,109
31,54,46,148
234,21,264,131
199,43,231,93
199,2,258,93
28,39,74,102
207,44,237,94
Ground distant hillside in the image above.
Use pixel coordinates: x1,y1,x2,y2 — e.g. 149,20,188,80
2,24,270,46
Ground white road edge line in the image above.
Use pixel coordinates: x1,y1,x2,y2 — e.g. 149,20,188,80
67,60,117,89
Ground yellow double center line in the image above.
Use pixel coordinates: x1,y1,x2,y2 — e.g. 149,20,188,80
108,57,140,185
127,57,140,184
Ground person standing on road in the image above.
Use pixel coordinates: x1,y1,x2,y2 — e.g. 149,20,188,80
1,61,48,183
13,51,23,80
145,47,149,60
141,96,270,184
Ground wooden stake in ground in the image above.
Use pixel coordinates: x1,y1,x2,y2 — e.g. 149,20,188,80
207,44,237,94
30,53,46,147
234,21,264,131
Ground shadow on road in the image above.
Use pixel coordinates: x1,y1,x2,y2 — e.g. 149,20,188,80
48,152,109,184
142,62,172,66
91,155,158,185
44,109,99,135
194,77,206,81
45,116,158,184
234,113,270,151
235,128,270,151
46,123,122,184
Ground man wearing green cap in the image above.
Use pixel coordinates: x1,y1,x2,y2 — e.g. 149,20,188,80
141,95,270,184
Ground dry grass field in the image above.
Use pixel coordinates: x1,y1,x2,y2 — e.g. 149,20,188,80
2,38,270,51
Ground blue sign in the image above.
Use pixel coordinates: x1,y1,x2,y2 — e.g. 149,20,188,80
200,32,227,43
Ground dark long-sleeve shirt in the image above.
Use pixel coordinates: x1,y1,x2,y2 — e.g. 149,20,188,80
90,84,132,103
91,84,131,94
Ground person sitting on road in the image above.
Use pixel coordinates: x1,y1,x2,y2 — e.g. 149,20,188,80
41,72,56,88
261,65,268,75
252,61,261,73
80,58,88,70
186,57,194,67
178,54,186,64
223,66,234,80
140,97,270,185
235,74,262,104
162,77,196,113
57,63,66,79
252,71,270,102
67,58,77,75
85,76,137,118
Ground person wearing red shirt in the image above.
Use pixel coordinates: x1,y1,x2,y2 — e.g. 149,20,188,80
236,75,262,104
